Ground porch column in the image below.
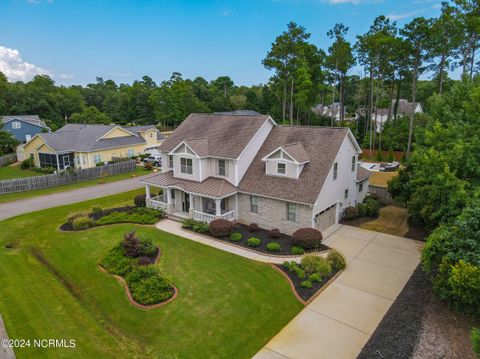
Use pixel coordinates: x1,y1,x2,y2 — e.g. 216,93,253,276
56,154,60,171
145,185,151,199
189,193,194,217
166,188,174,214
215,198,221,218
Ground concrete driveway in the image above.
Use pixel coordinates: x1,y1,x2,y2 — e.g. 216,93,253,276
254,225,423,359
0,174,151,221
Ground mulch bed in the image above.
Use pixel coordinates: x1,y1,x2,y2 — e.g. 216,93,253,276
404,216,430,241
275,264,339,302
339,215,378,227
60,206,144,231
210,223,329,256
358,265,479,359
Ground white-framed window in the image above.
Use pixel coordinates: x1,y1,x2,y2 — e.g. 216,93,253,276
277,162,286,175
352,156,356,171
250,196,259,213
287,203,297,222
359,181,364,192
150,132,153,138
218,159,226,176
168,155,174,168
12,121,21,129
180,157,193,174
127,149,134,157
333,162,338,180
344,189,349,199
93,154,102,164
25,134,32,142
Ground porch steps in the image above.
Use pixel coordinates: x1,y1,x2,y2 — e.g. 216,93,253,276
167,213,188,223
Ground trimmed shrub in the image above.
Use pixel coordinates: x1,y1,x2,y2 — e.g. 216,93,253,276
292,228,323,249
21,158,33,169
471,328,480,356
343,206,359,220
269,228,281,238
125,265,174,305
229,232,242,242
301,254,328,273
365,198,380,217
301,280,313,288
96,207,163,226
247,237,261,247
308,273,322,282
72,216,95,230
181,218,198,229
144,162,153,171
192,221,209,233
267,242,281,252
138,238,157,257
134,194,147,207
327,249,346,271
92,206,102,214
209,219,234,237
291,246,305,255
316,260,333,279
294,266,306,279
95,161,105,167
248,223,260,232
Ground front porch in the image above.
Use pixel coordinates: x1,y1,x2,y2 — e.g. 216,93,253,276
146,185,236,223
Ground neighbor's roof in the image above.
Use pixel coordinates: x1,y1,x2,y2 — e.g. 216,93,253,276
159,113,272,159
37,124,146,152
356,166,371,182
141,171,237,198
1,115,47,128
124,125,165,141
281,143,310,164
374,100,421,116
239,126,350,204
214,110,261,116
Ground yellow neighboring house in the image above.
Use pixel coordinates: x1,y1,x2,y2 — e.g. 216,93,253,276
22,124,165,170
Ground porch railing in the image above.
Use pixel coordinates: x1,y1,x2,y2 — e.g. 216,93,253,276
192,209,236,223
149,194,168,211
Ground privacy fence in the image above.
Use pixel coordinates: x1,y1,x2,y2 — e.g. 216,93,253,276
361,149,404,162
0,160,136,194
0,153,17,167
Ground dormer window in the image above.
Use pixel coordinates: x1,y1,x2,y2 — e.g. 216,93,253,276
262,143,310,180
277,163,286,175
180,157,193,174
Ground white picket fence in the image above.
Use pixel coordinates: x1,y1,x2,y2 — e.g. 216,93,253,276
0,160,136,194
0,153,17,167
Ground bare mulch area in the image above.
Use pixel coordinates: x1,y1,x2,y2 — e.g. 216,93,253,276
358,265,478,359
405,217,430,242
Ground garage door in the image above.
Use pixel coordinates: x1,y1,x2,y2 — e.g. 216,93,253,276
315,204,337,232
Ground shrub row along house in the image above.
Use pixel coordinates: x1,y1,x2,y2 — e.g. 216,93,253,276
20,124,164,170
142,113,370,234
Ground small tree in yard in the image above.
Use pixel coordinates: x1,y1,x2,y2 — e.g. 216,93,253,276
292,228,323,249
123,231,140,257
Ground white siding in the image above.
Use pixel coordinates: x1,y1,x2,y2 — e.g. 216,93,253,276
235,119,274,186
265,159,298,178
200,157,236,184
313,134,359,222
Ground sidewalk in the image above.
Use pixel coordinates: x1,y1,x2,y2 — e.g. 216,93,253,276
0,315,15,359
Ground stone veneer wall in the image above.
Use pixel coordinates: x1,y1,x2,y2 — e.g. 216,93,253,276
237,193,312,235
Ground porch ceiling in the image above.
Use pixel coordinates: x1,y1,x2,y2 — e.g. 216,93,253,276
141,171,237,198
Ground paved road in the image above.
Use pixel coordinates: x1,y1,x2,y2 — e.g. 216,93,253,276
0,175,151,221
0,315,15,359
254,225,424,359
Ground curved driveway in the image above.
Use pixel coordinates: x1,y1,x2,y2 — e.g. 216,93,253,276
0,175,149,221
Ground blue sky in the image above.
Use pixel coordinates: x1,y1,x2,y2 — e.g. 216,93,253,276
0,0,443,86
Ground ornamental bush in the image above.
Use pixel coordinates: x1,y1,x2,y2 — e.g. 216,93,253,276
301,280,313,288
343,206,359,220
291,246,305,255
247,237,261,247
229,232,242,242
123,231,140,257
134,194,147,207
308,273,321,282
269,228,281,238
209,219,234,237
72,216,95,230
101,245,135,276
301,254,327,273
266,242,281,252
326,249,346,271
21,158,33,169
125,265,174,305
248,223,260,232
471,328,480,356
292,228,323,249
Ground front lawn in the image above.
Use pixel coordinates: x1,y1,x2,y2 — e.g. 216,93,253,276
0,190,302,358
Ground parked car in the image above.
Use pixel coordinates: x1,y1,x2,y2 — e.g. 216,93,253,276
143,155,161,167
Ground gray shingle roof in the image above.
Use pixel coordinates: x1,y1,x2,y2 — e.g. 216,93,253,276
38,124,146,152
239,126,350,204
1,115,47,128
281,143,310,164
159,113,271,159
356,166,371,181
123,125,165,141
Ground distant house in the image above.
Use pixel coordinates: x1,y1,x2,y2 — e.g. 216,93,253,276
22,124,165,170
356,100,423,133
142,112,370,234
311,103,346,121
1,115,49,143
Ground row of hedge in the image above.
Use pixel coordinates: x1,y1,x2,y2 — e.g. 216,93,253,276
101,231,174,305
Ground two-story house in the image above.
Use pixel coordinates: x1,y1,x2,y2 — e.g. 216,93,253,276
142,113,370,234
1,115,49,143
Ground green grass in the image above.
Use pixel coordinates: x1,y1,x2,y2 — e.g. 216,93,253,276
0,190,302,358
0,165,43,180
0,166,150,203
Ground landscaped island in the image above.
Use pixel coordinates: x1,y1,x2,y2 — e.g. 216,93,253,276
101,231,176,306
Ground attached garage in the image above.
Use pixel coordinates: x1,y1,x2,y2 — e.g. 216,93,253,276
315,204,337,232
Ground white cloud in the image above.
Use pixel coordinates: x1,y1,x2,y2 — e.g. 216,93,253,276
0,45,51,81
386,9,425,20
27,0,54,4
